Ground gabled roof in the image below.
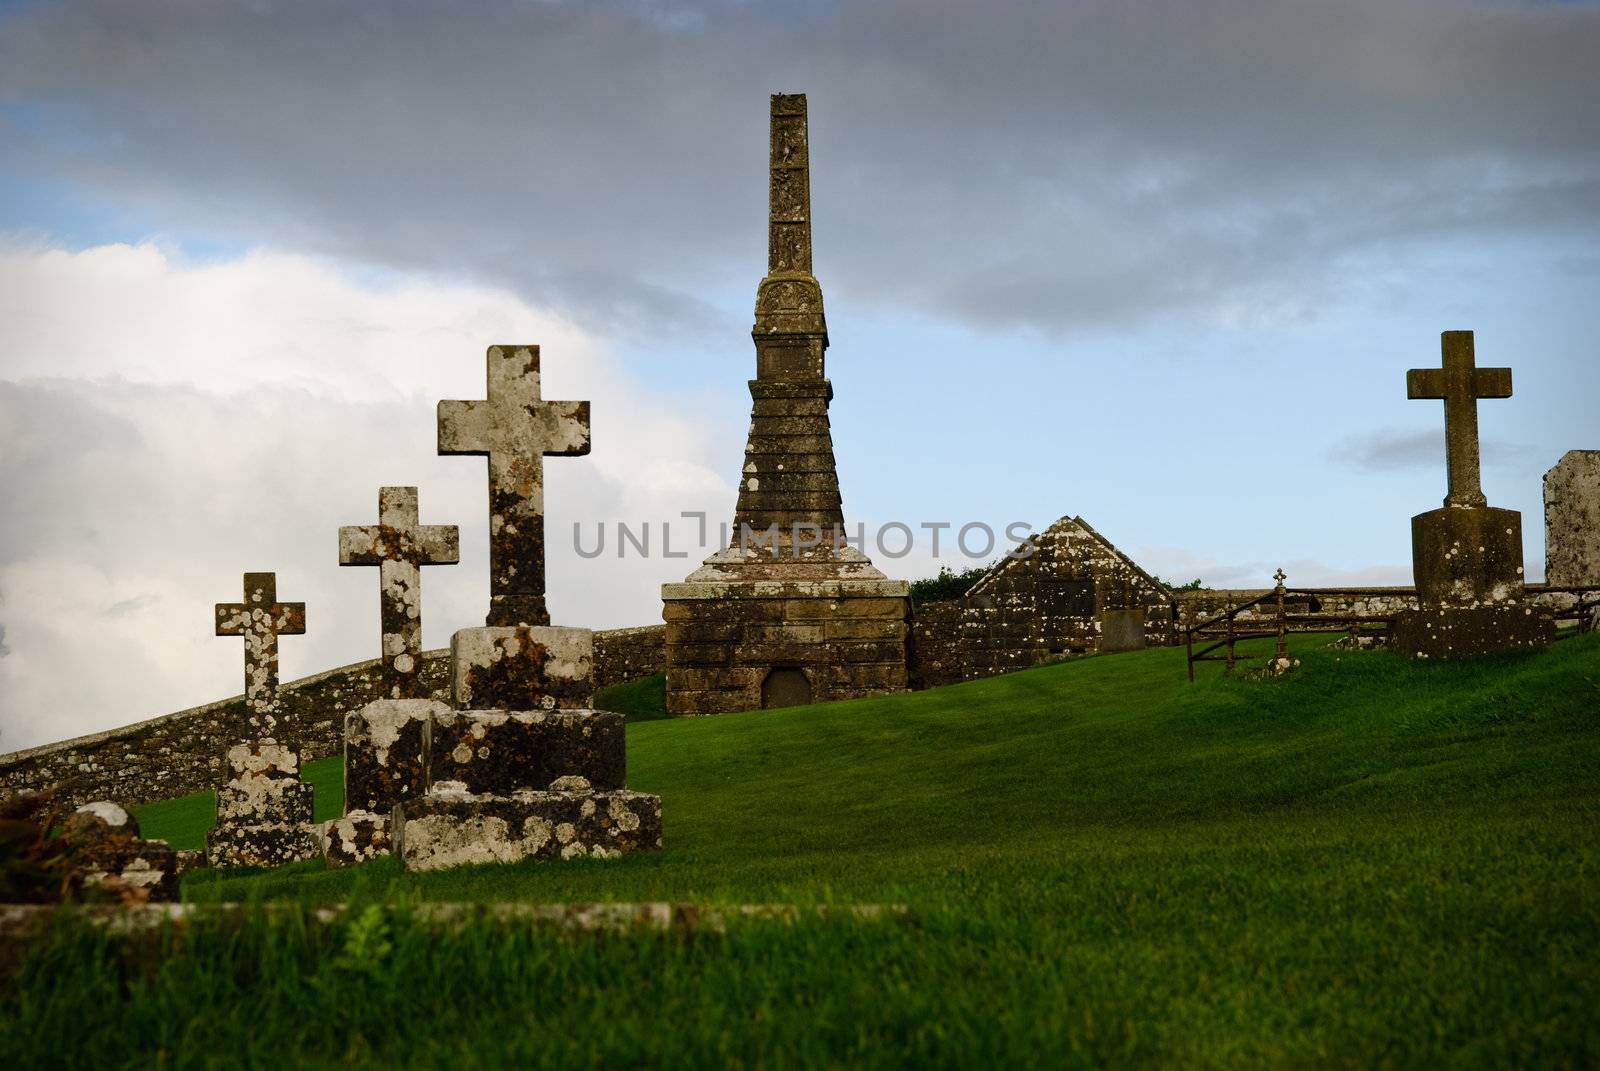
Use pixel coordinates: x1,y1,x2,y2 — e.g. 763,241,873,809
965,515,1168,600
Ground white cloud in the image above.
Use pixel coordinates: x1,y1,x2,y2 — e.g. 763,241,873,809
0,243,735,750
1133,545,1411,592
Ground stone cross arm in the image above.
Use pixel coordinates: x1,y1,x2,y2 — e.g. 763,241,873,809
215,572,306,638
1406,367,1511,403
339,486,460,566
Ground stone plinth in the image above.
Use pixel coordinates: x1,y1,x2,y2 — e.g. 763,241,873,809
662,576,912,715
321,810,391,868
205,741,320,869
343,699,448,814
395,784,663,872
450,626,595,710
430,709,625,795
387,619,659,872
216,777,313,826
1390,604,1554,659
1393,506,1552,659
1410,506,1527,605
207,822,322,869
1545,450,1600,587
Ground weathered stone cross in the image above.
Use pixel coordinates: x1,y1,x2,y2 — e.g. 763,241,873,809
339,486,459,699
215,572,305,737
438,345,590,627
1406,330,1512,510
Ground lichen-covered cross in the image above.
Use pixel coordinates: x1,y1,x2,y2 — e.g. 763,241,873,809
215,572,305,737
1406,331,1512,510
339,486,459,699
438,345,591,626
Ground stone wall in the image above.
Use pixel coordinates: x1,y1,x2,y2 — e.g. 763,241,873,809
593,625,666,686
0,652,451,811
0,625,669,811
909,601,966,689
1174,589,1419,628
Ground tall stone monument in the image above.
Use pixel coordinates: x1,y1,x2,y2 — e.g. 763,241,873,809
207,572,322,867
377,345,660,871
1390,331,1554,658
661,93,912,715
1544,450,1600,587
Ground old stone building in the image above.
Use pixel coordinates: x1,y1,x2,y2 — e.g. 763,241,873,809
660,94,912,715
913,516,1174,686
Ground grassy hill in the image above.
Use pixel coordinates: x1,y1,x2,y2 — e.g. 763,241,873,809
8,634,1599,1068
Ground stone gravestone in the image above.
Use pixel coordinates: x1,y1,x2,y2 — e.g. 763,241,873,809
384,345,661,872
1390,332,1554,658
324,487,458,866
1544,450,1600,587
206,572,322,867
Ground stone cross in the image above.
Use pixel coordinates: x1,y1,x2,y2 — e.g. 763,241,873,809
1406,330,1512,509
215,572,305,736
438,345,590,627
339,486,459,699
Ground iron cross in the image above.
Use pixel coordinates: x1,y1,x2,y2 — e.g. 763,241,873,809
215,571,305,736
1406,330,1512,509
438,345,591,627
339,486,459,699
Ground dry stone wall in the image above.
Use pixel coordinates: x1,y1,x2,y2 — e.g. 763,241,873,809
593,625,666,686
0,626,668,811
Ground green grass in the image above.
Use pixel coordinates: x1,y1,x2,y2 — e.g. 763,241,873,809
11,634,1600,1068
593,671,669,722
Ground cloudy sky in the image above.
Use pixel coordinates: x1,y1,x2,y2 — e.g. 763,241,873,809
1,0,1595,750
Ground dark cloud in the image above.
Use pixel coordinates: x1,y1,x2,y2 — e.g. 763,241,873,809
1335,428,1542,472
1,0,1596,338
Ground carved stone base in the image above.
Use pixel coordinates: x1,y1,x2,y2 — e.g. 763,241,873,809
661,578,911,715
205,821,321,869
207,740,320,868
216,779,313,826
1391,605,1555,659
450,626,595,710
1410,506,1527,606
344,699,448,814
430,709,625,795
395,784,662,873
321,810,392,868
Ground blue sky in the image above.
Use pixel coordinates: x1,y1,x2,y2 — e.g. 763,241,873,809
0,0,1596,746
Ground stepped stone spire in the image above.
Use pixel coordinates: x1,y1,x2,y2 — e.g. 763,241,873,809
733,93,848,547
662,94,912,716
